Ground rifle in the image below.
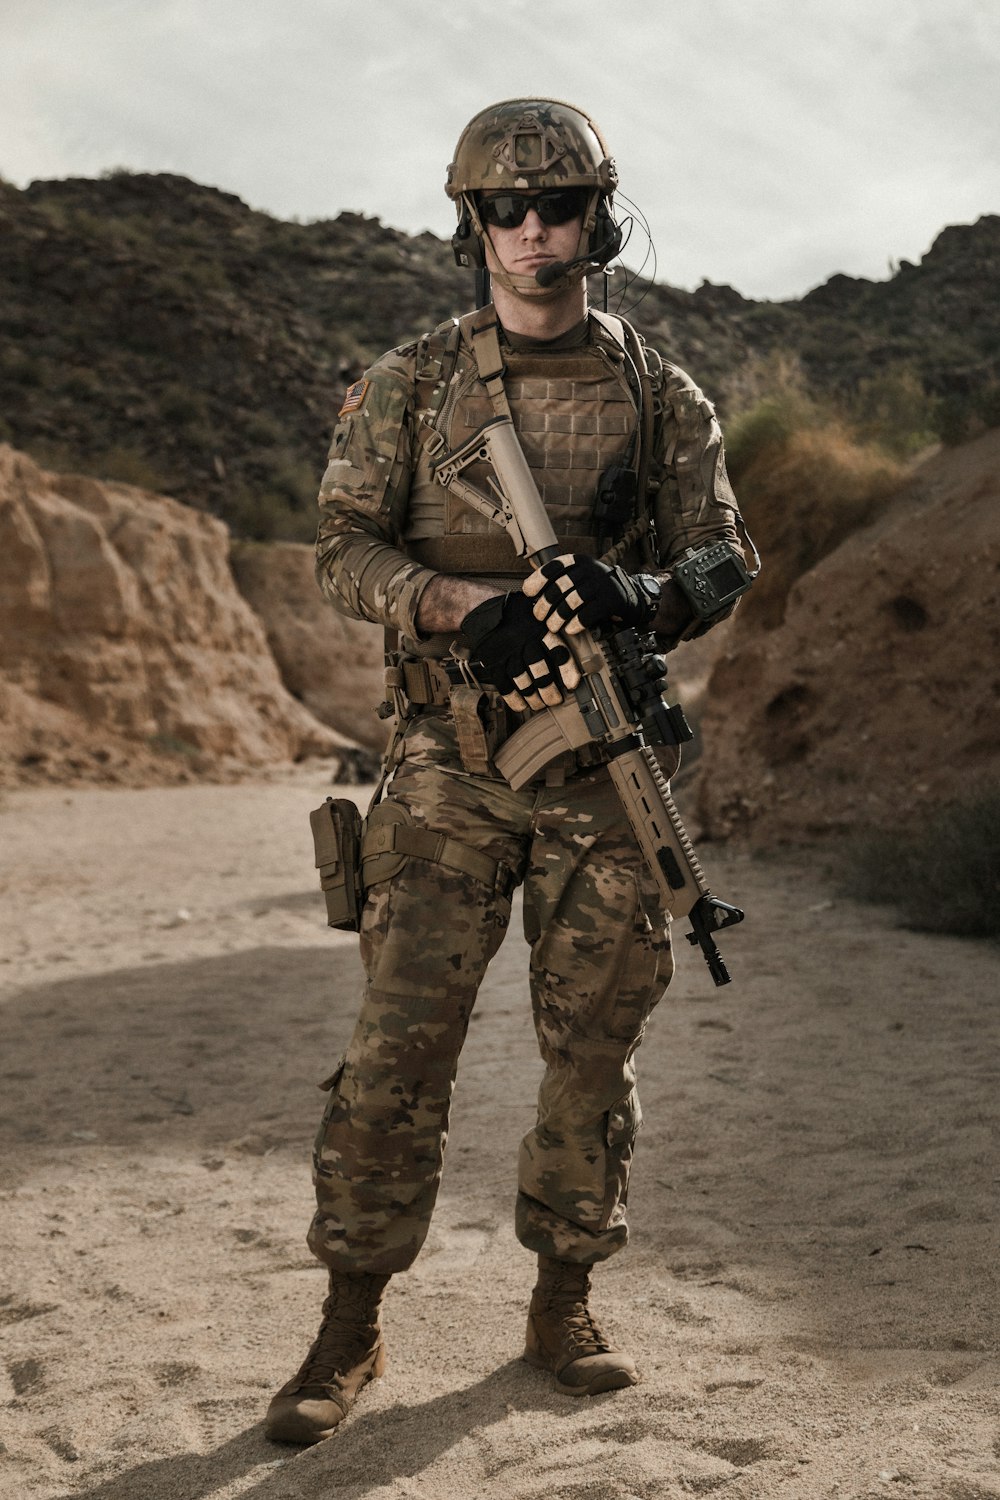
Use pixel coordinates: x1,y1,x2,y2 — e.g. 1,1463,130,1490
428,415,745,987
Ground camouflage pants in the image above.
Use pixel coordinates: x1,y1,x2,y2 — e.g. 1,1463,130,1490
307,713,673,1275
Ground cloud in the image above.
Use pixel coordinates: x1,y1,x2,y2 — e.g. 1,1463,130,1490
1,0,997,300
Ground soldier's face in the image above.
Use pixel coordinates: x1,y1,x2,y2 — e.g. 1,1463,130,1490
480,192,583,287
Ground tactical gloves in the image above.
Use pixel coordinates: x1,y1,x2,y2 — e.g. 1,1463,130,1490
523,554,662,635
461,592,580,712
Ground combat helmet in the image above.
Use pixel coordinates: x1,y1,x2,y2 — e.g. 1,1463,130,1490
446,98,622,299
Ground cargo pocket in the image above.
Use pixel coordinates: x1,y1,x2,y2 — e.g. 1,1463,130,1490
312,1056,347,1179
607,874,671,1040
601,1088,642,1229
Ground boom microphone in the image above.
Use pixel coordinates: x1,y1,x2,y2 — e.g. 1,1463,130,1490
534,226,623,288
534,256,579,288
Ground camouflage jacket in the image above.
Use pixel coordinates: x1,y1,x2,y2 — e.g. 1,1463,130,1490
315,307,741,656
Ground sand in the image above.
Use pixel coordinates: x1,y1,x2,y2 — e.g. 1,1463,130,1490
1,767,997,1500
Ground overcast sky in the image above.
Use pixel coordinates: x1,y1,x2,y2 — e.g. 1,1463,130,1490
3,0,998,301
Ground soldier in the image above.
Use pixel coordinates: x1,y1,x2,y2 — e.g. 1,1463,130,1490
266,98,751,1445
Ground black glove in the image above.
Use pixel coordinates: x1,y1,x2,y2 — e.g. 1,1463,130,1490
461,592,580,711
523,554,661,635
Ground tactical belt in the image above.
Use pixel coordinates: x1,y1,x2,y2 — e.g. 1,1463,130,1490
384,656,464,707
383,655,615,781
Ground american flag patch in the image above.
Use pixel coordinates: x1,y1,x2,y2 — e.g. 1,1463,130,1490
339,378,370,415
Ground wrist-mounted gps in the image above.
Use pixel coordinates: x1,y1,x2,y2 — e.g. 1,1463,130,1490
672,541,754,622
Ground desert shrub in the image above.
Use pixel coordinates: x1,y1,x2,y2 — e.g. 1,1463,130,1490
268,453,317,508
368,245,405,275
148,732,200,759
1,348,46,387
226,448,320,537
243,409,286,445
58,365,103,400
725,373,902,628
225,484,316,543
838,787,1000,940
91,444,172,491
160,384,211,426
175,256,229,294
21,438,83,474
934,377,1000,447
842,366,939,459
724,359,822,474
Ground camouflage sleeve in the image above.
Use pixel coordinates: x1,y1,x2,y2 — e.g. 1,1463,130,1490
314,345,436,638
648,356,743,568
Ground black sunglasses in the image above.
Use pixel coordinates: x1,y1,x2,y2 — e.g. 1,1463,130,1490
478,187,589,230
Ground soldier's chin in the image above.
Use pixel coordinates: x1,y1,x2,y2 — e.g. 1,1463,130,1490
510,270,569,297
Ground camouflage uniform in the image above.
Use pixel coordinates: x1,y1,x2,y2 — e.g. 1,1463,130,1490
308,309,741,1275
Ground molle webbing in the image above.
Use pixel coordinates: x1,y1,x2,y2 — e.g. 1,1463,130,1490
408,305,654,573
457,311,638,533
362,819,515,900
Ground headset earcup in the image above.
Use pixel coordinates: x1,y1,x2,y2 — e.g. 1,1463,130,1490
591,199,623,263
452,201,485,269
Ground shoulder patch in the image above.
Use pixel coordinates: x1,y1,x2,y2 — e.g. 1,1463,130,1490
339,378,370,416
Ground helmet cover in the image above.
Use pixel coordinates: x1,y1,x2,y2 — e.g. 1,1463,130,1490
446,97,617,199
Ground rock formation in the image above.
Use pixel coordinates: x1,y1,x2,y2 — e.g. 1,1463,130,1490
0,446,346,786
229,540,386,752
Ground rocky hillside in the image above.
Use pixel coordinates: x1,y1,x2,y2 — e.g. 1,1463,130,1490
694,428,1000,842
1,170,997,540
633,216,1000,427
0,173,470,542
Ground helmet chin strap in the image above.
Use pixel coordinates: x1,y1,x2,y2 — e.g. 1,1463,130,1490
488,262,589,303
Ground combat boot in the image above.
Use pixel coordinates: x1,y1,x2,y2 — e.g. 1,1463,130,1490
523,1255,639,1396
265,1270,389,1445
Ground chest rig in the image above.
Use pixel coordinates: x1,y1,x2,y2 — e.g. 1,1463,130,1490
382,307,660,780
405,306,657,580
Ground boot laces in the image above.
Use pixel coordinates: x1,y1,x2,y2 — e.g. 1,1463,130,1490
296,1278,382,1387
553,1296,613,1356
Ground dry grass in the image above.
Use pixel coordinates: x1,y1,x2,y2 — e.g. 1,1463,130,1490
726,376,904,628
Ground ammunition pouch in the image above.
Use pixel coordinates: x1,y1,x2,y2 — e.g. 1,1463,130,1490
310,793,516,935
309,797,364,931
384,655,511,775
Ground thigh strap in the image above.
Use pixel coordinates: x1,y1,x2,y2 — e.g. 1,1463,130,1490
362,814,516,901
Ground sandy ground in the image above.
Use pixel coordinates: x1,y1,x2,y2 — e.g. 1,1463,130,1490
0,766,998,1500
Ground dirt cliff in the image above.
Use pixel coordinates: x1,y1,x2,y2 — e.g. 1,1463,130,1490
228,540,386,754
695,428,1000,842
0,445,345,787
